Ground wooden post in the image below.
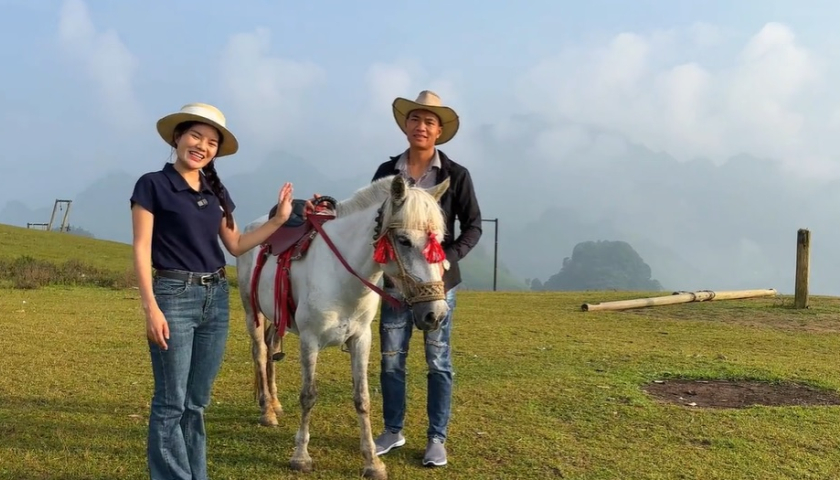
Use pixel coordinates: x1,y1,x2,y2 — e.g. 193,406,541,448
794,228,810,309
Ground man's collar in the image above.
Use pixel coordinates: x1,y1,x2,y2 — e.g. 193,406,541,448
395,149,442,172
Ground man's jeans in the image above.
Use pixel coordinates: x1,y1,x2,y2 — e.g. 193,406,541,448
146,275,230,480
379,286,457,441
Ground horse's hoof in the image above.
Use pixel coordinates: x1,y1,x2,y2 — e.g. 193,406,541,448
290,458,314,473
362,465,388,480
259,414,279,427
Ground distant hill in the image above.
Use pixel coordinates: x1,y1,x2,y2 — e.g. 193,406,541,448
537,240,664,292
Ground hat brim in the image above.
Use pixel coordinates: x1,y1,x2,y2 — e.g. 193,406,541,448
156,113,239,158
392,98,460,145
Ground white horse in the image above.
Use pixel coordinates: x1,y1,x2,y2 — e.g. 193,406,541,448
236,174,452,479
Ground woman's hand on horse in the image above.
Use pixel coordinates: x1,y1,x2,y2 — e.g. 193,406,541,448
271,183,294,226
146,307,169,350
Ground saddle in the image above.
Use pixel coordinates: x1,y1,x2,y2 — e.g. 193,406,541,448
268,199,309,227
264,198,336,257
250,196,337,359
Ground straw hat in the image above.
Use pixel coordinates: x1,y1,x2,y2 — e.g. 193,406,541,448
392,90,460,145
156,103,239,157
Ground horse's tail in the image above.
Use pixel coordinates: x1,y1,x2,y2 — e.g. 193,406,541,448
236,232,267,405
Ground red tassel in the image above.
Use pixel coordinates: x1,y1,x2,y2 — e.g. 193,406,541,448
423,231,446,263
373,236,395,263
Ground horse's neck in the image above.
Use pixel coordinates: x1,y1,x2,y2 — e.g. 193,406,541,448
318,205,381,282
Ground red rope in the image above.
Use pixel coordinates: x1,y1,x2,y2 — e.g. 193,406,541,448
373,236,395,263
423,231,445,263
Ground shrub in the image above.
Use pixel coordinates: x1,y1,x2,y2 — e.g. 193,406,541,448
0,256,136,290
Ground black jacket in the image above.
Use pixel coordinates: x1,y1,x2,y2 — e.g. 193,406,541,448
372,150,483,291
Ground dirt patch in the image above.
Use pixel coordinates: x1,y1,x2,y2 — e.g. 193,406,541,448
643,379,840,408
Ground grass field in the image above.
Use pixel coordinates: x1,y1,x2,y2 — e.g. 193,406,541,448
2,223,840,479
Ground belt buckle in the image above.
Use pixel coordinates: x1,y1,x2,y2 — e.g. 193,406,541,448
199,274,214,285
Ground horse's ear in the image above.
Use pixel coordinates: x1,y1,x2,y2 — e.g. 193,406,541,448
425,177,450,202
390,175,407,205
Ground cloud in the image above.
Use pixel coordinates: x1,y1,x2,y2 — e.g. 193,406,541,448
688,22,727,48
218,27,326,151
353,60,471,159
365,62,415,119
256,57,470,177
363,60,460,119
513,22,838,178
57,0,144,131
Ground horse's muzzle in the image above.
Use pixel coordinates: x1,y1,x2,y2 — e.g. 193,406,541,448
412,302,449,331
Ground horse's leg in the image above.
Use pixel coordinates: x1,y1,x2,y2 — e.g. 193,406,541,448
290,336,319,473
349,330,388,480
250,311,280,427
265,338,283,419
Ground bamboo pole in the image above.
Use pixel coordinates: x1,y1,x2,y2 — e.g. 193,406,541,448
581,288,778,312
794,229,810,309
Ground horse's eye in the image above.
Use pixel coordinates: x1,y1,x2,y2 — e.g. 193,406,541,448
395,235,412,247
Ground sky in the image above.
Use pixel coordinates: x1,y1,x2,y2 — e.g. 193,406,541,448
2,0,840,204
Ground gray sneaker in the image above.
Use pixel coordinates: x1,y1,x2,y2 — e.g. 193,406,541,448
422,437,447,467
374,430,405,456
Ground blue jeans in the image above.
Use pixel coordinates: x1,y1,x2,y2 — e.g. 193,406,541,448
379,286,457,441
147,275,230,480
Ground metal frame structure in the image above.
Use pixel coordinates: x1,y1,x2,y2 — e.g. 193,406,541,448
48,199,73,232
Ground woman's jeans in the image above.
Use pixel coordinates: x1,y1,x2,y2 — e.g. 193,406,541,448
379,286,457,441
146,275,230,480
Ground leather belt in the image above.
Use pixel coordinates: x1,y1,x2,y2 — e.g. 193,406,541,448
154,268,226,285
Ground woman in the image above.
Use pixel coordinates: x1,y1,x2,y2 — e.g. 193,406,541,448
130,103,295,480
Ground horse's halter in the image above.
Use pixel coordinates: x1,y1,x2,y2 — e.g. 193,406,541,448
371,200,446,306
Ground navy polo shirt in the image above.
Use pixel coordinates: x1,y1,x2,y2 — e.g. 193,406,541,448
130,162,236,273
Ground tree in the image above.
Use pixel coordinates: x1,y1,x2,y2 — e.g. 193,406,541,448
541,240,663,291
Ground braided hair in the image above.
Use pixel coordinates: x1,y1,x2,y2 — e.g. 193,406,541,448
173,121,235,229
202,160,234,229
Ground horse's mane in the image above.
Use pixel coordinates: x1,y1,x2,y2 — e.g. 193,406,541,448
335,175,446,236
334,176,392,217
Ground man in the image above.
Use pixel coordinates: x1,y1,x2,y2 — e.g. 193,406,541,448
370,90,483,467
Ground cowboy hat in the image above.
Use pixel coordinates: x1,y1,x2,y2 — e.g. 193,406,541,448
156,102,239,157
392,90,460,145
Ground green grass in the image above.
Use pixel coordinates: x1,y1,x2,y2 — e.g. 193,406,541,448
0,223,134,272
2,223,840,479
